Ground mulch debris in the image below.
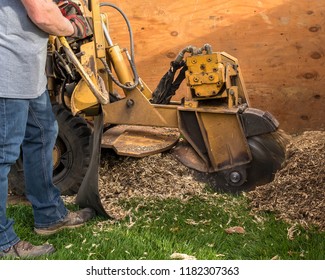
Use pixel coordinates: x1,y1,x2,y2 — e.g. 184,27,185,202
98,151,206,219
247,131,325,231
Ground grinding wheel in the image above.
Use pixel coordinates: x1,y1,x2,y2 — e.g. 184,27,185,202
178,130,289,193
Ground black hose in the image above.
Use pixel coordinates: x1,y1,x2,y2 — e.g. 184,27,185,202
99,2,135,61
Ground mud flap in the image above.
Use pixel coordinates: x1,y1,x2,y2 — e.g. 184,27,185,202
75,110,110,218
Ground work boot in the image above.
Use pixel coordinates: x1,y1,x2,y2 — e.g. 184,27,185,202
0,240,55,259
34,207,96,236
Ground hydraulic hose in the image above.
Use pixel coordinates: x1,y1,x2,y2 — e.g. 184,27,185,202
99,2,139,90
100,2,135,61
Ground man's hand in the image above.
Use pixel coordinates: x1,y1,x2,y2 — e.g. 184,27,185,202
21,0,74,37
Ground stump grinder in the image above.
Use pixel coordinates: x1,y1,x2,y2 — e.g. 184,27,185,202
9,0,288,217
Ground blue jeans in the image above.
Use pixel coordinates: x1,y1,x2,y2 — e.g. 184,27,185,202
0,91,68,251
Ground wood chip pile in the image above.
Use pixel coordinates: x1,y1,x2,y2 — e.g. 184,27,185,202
98,151,206,219
247,131,325,231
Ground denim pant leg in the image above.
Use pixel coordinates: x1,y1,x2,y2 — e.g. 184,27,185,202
23,91,68,228
0,98,29,250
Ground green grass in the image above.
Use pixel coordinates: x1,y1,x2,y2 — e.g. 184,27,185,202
6,194,325,260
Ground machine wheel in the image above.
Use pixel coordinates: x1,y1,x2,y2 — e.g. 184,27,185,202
51,104,92,194
8,104,91,196
194,131,288,193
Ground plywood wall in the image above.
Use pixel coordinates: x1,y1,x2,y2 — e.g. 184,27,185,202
101,0,325,134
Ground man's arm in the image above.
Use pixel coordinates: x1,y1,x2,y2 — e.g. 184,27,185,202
21,0,74,36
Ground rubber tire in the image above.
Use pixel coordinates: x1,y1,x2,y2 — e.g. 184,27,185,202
8,104,91,196
193,131,288,194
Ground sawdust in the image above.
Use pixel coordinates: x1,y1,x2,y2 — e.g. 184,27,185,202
247,131,325,231
98,150,207,220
